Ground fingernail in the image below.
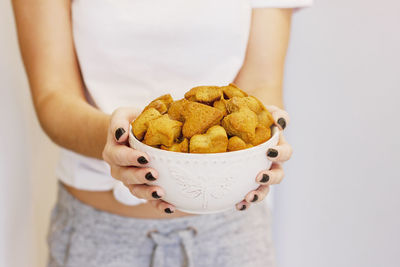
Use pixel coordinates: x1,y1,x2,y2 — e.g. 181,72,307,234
145,172,156,181
277,118,286,130
251,194,258,202
239,205,246,211
137,156,148,164
165,208,174,214
115,128,125,141
267,149,278,158
260,174,270,183
152,191,161,199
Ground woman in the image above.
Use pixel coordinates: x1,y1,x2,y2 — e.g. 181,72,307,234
12,0,311,266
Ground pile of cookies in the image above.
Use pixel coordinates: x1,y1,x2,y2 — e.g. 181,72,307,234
131,84,274,153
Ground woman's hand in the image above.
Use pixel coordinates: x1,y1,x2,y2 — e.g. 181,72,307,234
102,107,176,214
235,106,293,211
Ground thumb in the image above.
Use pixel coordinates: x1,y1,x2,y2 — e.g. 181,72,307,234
110,107,141,144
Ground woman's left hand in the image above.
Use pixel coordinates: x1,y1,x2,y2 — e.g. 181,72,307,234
235,106,293,211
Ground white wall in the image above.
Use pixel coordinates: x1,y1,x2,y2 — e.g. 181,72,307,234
1,1,399,267
273,1,400,267
0,1,59,267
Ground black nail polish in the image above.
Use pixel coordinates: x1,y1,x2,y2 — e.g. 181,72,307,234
152,191,161,199
260,174,270,183
277,118,286,130
165,208,174,214
145,172,156,181
267,149,278,158
251,194,258,202
240,205,246,211
115,128,125,141
137,156,148,164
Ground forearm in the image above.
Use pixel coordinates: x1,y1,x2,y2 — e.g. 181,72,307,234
12,0,110,159
36,91,110,159
234,8,293,109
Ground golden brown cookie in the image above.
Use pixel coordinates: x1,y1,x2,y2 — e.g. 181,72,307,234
143,94,173,114
167,99,190,122
161,138,189,153
252,96,268,112
181,102,224,138
245,96,265,113
184,86,222,104
168,100,223,137
220,83,248,99
227,136,249,151
221,108,258,143
257,110,274,128
189,125,228,153
226,96,263,114
251,126,272,146
143,114,182,147
132,108,162,140
213,98,228,116
226,96,263,113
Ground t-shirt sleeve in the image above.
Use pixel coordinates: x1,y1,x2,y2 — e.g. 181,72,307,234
250,0,313,8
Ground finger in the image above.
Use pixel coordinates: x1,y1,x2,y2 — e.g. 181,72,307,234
148,199,159,209
265,105,290,130
153,200,176,214
256,163,284,185
266,133,293,162
244,185,270,203
105,145,150,167
235,200,250,211
126,184,165,200
110,107,142,144
111,166,158,184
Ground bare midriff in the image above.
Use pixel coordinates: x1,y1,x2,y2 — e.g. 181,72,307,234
63,183,194,219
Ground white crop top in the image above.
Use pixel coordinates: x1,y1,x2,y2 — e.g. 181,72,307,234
57,0,312,205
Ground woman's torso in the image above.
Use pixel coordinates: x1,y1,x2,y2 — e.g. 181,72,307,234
72,0,252,113
61,0,253,218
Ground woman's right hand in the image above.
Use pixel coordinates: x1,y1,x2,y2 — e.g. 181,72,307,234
102,107,176,213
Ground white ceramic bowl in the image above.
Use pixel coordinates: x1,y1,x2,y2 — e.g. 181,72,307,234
129,126,280,214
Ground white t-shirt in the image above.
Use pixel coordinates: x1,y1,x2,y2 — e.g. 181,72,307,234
57,0,312,205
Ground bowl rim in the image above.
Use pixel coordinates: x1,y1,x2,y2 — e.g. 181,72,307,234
129,125,280,158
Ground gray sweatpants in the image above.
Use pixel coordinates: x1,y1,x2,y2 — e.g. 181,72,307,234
47,184,276,267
